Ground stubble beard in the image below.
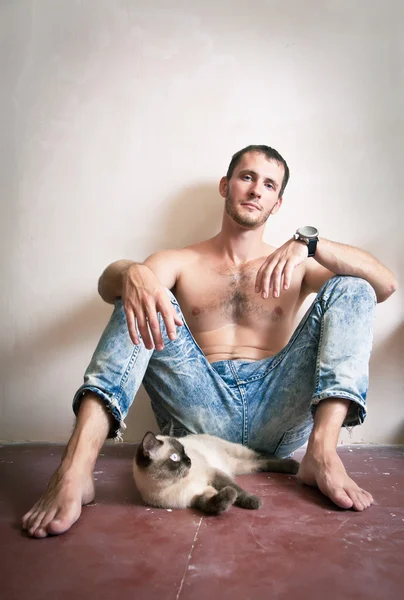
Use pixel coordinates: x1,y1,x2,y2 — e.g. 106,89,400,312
225,194,272,229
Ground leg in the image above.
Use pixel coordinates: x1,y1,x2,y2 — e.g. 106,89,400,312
21,393,111,537
298,399,374,510
210,471,261,510
246,276,376,509
22,296,157,538
192,486,238,514
22,293,239,536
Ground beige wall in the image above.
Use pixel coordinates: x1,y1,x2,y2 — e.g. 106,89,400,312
1,0,403,444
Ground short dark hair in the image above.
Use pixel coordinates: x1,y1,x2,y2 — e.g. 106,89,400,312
226,144,290,197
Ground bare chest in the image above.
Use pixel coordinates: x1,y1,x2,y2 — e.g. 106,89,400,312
174,261,304,332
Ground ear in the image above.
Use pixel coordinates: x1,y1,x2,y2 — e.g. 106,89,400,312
219,176,228,199
271,196,283,215
141,431,163,458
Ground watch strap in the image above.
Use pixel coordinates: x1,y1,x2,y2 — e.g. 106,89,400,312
307,238,317,258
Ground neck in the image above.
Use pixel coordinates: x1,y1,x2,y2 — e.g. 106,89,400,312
214,215,267,265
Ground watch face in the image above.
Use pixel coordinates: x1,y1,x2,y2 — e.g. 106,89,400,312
298,226,318,238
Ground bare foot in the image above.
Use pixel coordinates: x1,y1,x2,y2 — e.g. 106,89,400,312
298,449,374,511
21,466,95,538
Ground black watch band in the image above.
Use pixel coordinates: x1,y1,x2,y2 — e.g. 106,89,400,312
307,238,317,258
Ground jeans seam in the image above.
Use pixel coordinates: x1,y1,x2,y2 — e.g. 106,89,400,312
314,299,325,394
228,361,248,445
117,343,142,402
239,385,248,445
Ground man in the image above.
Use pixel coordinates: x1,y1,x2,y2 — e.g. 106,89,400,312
22,145,397,538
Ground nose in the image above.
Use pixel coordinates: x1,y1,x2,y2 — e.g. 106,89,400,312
249,182,262,199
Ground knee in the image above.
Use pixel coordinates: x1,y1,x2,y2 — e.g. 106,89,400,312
326,275,376,306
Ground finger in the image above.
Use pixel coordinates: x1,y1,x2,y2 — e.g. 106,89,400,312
255,260,270,293
156,293,183,334
174,312,184,327
145,304,164,350
159,304,179,341
282,262,295,290
125,306,140,345
255,263,265,293
136,310,154,350
260,262,276,299
271,262,286,298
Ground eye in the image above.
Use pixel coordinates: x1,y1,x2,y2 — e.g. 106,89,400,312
265,183,274,189
170,453,180,462
242,174,252,181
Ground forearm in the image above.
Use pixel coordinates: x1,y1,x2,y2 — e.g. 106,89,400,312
315,238,397,302
98,260,137,304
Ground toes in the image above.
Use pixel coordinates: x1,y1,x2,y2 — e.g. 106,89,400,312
351,493,365,511
21,503,39,530
362,489,374,506
33,527,48,539
25,511,39,535
353,489,373,511
38,509,58,533
28,511,46,536
47,505,80,535
329,487,354,509
21,513,31,530
345,487,373,511
47,518,69,536
358,490,370,510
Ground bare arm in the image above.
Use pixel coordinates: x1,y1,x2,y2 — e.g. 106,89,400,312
255,237,397,304
98,249,186,348
98,259,135,304
304,238,397,302
98,249,183,305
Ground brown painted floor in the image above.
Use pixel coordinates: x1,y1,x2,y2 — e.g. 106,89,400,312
1,443,403,600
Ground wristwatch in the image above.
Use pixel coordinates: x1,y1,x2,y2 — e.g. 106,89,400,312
293,226,319,257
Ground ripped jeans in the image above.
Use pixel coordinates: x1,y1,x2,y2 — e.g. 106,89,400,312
72,276,376,458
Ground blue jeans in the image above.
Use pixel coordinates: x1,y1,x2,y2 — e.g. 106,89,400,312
72,276,376,457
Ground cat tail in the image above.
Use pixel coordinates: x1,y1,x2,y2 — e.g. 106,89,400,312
255,456,300,475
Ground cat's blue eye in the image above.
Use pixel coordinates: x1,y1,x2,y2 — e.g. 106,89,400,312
170,453,180,462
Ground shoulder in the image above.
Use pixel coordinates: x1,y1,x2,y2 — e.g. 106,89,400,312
143,246,203,289
145,247,191,266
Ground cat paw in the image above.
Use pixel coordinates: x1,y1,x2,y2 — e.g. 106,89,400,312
210,486,238,514
236,493,262,510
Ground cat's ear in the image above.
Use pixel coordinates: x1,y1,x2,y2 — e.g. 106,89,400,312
141,431,163,458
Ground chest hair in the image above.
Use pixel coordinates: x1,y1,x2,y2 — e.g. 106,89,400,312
217,267,271,321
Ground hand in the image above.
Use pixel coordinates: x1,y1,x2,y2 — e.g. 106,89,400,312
255,239,308,299
122,264,183,350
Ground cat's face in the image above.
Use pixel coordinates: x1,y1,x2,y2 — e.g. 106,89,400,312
135,432,192,481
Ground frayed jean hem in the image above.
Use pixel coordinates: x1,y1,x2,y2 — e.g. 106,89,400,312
72,385,127,441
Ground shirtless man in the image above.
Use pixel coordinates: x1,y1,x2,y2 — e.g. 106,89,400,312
22,145,397,538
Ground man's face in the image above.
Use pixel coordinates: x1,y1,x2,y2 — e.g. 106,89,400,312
220,152,284,229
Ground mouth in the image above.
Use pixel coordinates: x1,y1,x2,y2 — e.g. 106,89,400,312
241,202,261,211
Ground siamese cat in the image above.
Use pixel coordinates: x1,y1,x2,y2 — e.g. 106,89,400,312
133,432,300,514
